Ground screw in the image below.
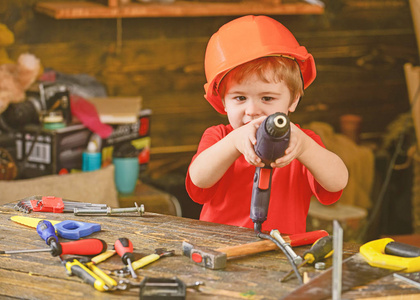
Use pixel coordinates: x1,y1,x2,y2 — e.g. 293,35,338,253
74,202,145,216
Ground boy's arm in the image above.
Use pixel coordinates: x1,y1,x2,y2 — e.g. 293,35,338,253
189,118,266,188
273,124,349,192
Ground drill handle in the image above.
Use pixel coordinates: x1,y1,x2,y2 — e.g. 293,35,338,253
250,167,273,226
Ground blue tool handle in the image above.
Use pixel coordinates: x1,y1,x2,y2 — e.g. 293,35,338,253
55,220,101,240
36,220,58,245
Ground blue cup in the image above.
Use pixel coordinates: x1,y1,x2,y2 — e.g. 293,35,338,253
82,152,102,172
113,157,139,194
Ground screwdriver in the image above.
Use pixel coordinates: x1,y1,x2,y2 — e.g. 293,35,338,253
1,220,107,256
37,220,59,246
114,238,137,278
0,239,108,256
281,235,333,282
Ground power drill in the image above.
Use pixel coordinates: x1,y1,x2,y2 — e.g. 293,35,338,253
250,112,291,233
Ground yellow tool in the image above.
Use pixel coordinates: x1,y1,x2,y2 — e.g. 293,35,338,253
91,250,116,265
65,259,109,292
87,250,118,289
111,248,175,277
86,262,118,289
132,253,160,270
132,248,175,271
11,216,60,229
360,238,420,273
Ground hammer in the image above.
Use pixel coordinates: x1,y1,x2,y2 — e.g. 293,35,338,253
182,230,328,269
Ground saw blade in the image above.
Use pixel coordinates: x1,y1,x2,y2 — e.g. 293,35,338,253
11,216,61,229
281,253,399,300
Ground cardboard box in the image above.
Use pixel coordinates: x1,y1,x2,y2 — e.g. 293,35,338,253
14,109,151,179
86,96,142,124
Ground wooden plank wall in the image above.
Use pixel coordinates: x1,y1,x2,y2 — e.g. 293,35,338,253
0,0,418,176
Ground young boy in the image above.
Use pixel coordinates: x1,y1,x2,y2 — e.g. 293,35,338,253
186,15,348,234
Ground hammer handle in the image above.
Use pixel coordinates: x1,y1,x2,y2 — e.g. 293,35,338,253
216,230,328,258
217,240,276,258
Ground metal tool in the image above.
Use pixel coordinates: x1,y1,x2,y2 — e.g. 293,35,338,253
394,272,420,289
111,248,175,277
10,216,101,239
332,220,343,300
15,195,107,213
182,230,328,269
14,201,32,213
270,229,303,265
74,202,145,216
115,238,137,278
139,277,186,300
280,237,420,299
280,235,333,282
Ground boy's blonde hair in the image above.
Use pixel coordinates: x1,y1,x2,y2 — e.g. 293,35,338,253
218,56,304,103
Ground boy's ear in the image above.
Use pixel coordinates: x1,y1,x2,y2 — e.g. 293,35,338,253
288,95,301,113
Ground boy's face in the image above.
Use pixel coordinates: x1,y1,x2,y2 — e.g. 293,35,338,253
223,73,300,129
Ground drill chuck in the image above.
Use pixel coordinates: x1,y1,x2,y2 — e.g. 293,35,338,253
265,113,289,137
254,112,290,166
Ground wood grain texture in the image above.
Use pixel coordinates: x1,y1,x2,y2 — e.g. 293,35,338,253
0,203,419,299
34,1,324,19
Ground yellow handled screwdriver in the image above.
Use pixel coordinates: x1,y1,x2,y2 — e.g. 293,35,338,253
281,235,333,282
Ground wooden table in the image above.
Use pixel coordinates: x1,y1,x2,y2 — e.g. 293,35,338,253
0,202,419,300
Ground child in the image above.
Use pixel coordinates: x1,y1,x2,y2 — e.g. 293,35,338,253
186,15,348,234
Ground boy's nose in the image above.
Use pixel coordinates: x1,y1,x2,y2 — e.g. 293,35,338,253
245,101,262,116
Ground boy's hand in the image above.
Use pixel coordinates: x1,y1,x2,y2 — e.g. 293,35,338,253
231,116,266,167
270,122,306,168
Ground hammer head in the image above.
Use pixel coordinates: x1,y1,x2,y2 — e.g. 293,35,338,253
182,241,227,269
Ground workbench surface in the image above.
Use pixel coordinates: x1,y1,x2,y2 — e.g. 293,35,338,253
1,202,419,299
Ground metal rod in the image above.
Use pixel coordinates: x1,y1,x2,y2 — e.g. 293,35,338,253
1,248,50,254
332,220,343,300
270,229,303,265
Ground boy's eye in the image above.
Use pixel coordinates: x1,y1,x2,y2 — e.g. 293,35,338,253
234,96,247,101
262,96,273,102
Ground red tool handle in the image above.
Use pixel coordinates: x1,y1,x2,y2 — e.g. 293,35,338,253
286,230,329,247
60,239,107,256
114,238,134,264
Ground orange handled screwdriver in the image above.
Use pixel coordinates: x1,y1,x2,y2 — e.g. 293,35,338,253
114,238,137,278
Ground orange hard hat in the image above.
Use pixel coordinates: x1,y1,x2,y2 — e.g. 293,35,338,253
204,15,316,114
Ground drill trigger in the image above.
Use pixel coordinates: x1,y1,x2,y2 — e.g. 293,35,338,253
257,168,271,190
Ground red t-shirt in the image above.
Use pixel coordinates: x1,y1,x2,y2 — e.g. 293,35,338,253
186,124,342,234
